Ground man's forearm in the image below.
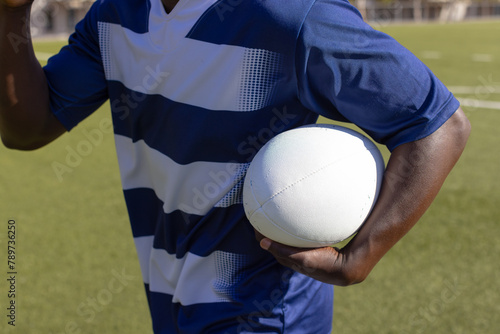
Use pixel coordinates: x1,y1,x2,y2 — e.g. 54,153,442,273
340,107,471,284
0,3,64,149
258,107,470,287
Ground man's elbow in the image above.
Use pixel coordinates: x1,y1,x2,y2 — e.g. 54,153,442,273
1,136,44,151
1,114,66,150
1,130,54,151
449,107,471,152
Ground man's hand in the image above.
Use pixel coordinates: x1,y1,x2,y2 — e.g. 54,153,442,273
255,230,355,286
256,108,470,286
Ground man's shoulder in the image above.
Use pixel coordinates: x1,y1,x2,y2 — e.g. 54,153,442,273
184,0,318,54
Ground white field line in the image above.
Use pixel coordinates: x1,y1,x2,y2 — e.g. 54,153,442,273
449,85,500,110
471,54,494,62
458,98,500,110
419,51,494,63
420,51,442,59
449,86,500,95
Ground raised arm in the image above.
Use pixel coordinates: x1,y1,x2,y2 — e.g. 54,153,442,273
258,107,471,286
0,0,66,150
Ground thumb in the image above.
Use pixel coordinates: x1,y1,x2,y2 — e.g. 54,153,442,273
259,237,272,250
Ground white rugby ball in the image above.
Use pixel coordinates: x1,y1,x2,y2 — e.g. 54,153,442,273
243,124,385,248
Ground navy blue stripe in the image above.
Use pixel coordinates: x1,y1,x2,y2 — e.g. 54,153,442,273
123,188,164,238
148,293,285,334
146,263,286,334
109,81,318,164
186,0,314,54
97,0,150,34
144,268,333,334
125,188,268,257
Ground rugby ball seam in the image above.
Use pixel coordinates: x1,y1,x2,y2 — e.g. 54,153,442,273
246,152,371,245
249,200,345,245
262,149,372,208
243,124,385,247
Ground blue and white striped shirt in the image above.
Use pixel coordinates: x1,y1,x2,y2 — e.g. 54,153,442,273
44,0,459,332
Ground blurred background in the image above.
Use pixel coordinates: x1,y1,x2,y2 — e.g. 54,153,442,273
29,0,500,38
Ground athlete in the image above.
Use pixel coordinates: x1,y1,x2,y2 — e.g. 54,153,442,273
0,0,470,333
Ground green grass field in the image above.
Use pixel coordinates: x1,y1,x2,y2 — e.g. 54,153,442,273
1,20,499,333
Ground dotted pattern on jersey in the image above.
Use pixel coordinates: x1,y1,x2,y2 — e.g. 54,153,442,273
98,22,114,80
215,163,250,208
213,251,248,301
238,49,284,111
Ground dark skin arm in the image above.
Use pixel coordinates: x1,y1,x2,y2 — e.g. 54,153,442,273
0,0,66,150
0,0,181,151
257,107,471,286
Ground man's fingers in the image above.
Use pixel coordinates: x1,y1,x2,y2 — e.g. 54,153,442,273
255,233,308,260
259,238,300,269
260,237,344,277
260,238,316,266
